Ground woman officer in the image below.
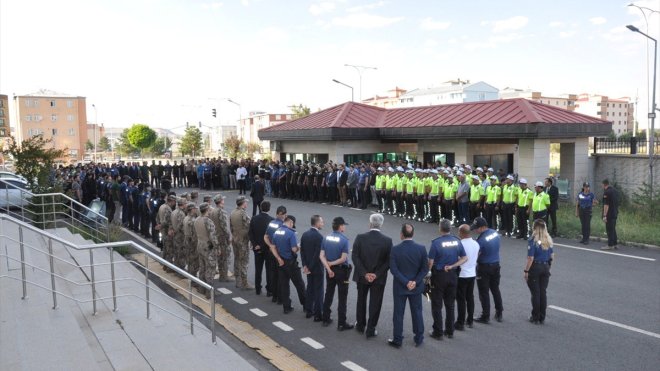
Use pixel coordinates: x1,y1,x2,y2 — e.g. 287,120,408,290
575,182,597,245
524,219,554,325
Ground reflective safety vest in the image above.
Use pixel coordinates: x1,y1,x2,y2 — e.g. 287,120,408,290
532,191,551,212
486,185,501,204
469,184,485,202
443,181,457,199
416,177,426,194
502,184,517,204
396,176,406,192
430,178,440,196
386,175,396,191
406,177,416,193
517,188,533,208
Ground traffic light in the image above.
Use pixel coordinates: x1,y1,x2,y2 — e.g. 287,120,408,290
186,121,189,128
212,108,217,118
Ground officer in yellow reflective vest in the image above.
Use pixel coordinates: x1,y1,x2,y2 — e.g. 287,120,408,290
415,169,427,221
375,167,385,212
385,167,396,214
441,172,456,222
515,179,533,239
484,175,502,229
469,175,485,223
396,168,407,217
428,170,441,223
500,175,517,237
404,170,417,219
531,181,551,223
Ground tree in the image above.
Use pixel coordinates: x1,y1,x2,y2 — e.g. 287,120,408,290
149,136,172,157
85,139,94,151
180,127,203,157
2,135,66,187
116,128,138,156
98,136,112,152
223,134,244,159
127,124,157,154
290,104,311,119
245,141,262,158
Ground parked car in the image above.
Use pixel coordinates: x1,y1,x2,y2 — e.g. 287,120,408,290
0,178,29,209
0,171,29,183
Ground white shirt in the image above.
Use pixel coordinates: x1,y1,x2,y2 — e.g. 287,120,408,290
459,237,480,278
237,167,247,180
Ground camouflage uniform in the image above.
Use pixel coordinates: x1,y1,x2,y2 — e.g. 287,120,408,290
230,206,251,288
183,208,199,277
209,205,231,280
195,213,219,291
157,202,174,264
171,204,186,270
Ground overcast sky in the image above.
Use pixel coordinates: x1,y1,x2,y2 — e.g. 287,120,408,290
1,0,658,132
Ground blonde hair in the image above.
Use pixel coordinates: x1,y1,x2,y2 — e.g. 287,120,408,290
531,219,553,250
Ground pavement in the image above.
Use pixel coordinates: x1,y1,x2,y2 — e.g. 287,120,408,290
156,187,660,371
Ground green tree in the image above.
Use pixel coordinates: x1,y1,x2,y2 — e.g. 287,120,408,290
223,134,244,159
116,128,138,156
127,124,157,154
2,135,66,187
85,139,94,151
180,127,203,157
149,136,172,157
290,104,311,119
98,136,112,152
245,141,262,158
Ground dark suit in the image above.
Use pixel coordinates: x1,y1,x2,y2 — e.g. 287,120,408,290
250,180,265,216
248,212,273,294
300,227,324,319
352,229,392,334
389,239,428,345
546,185,559,235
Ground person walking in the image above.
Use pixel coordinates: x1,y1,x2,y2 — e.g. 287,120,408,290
388,223,428,348
455,223,480,330
301,215,325,322
601,179,619,250
524,219,555,324
576,182,597,245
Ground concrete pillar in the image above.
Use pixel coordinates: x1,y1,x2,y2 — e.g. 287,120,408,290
517,139,550,184
560,138,589,199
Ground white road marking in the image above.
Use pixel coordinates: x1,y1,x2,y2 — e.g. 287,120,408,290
272,321,293,332
250,308,268,317
300,337,325,349
341,361,368,371
553,243,655,262
217,288,233,294
549,305,660,340
333,205,342,208
350,208,362,211
232,297,248,304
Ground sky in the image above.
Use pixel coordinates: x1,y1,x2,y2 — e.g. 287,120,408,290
1,0,659,133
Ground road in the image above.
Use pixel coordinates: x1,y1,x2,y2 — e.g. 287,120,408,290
169,188,660,370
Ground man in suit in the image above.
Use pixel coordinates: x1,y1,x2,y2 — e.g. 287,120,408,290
250,175,265,216
337,164,348,206
388,223,428,348
352,213,393,338
545,177,559,237
301,215,325,322
248,201,274,296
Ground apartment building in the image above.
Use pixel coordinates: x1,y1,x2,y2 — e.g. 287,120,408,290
573,94,633,136
16,89,88,160
500,88,577,111
0,94,9,137
237,112,292,158
397,80,499,107
362,87,408,108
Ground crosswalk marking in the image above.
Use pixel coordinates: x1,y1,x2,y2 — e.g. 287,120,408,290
217,287,233,294
341,361,368,371
301,337,324,349
250,308,268,317
232,297,248,304
273,321,293,332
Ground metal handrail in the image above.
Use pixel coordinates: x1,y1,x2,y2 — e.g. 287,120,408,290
0,212,218,343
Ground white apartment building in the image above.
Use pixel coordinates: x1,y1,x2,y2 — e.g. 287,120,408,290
397,80,499,107
237,112,292,158
500,88,577,111
573,94,633,136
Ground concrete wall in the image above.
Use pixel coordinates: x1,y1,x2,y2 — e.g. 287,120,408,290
517,139,550,184
588,154,658,197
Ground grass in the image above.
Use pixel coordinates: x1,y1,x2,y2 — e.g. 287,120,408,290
555,203,659,246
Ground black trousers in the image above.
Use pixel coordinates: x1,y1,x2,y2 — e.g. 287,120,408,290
323,265,350,324
278,258,306,310
355,282,385,332
484,203,497,229
527,263,550,322
305,270,324,318
252,200,262,217
476,263,503,318
606,217,618,247
237,179,246,194
501,203,515,234
429,196,439,222
547,207,557,235
442,200,453,221
579,207,592,242
456,276,475,325
533,210,548,224
431,269,457,335
396,192,405,215
516,207,529,238
266,253,279,299
253,250,266,291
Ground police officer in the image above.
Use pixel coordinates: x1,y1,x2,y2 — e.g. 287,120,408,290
270,215,307,314
575,182,596,245
139,184,152,238
469,175,485,223
515,179,533,239
264,206,287,303
427,219,467,340
524,219,554,324
171,197,187,270
248,201,274,295
150,190,164,246
300,214,325,322
531,181,551,223
209,194,232,281
484,175,501,229
183,202,199,279
194,202,219,298
230,196,252,290
319,217,354,330
472,217,504,323
441,173,456,222
157,195,176,269
500,175,517,237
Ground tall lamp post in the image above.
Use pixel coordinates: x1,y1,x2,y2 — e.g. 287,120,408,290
626,24,657,202
332,79,354,102
227,98,242,140
344,63,377,102
92,104,97,162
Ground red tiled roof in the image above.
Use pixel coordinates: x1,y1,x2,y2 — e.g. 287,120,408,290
261,98,608,133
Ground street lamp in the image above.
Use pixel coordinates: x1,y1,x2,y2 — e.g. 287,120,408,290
344,63,377,102
332,79,354,102
92,104,97,162
627,24,657,203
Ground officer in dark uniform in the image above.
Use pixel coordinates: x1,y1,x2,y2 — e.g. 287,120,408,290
472,217,504,323
524,219,554,324
151,190,165,246
270,215,306,314
139,184,152,238
319,217,354,330
301,214,325,321
575,182,596,244
264,206,286,303
427,219,467,340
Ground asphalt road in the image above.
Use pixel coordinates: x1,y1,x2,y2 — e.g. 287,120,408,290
178,188,660,370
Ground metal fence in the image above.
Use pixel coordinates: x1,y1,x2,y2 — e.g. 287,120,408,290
593,137,660,155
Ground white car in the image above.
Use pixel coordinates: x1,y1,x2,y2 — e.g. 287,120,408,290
0,171,28,184
0,178,29,208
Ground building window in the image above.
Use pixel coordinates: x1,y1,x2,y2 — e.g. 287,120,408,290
50,100,56,107
25,115,32,122
52,129,58,136
51,114,57,122
68,128,75,136
0,118,4,125
0,109,3,117
67,100,73,108
0,100,3,107
25,100,32,107
0,128,5,136
69,149,78,157
597,102,601,106
67,114,74,121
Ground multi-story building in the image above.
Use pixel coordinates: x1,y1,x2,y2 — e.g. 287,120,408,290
500,88,577,111
0,94,9,137
573,94,633,136
237,112,293,158
15,89,88,160
397,80,499,107
362,87,407,108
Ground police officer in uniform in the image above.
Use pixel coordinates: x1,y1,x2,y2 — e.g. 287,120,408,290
270,215,307,314
230,196,252,290
575,182,596,245
531,181,551,223
427,219,467,340
524,219,554,324
248,201,274,295
515,179,533,239
300,214,325,321
500,175,517,237
157,195,176,268
319,217,354,330
484,175,501,229
209,194,232,281
194,202,219,298
472,217,504,323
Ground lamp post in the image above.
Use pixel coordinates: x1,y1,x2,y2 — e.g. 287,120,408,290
92,104,97,162
332,79,354,102
627,24,657,202
227,98,242,140
344,64,377,102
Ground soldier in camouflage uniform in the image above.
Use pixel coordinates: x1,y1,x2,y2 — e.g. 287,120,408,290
230,196,252,290
202,194,212,204
171,197,187,270
209,194,233,282
183,202,199,279
157,195,176,269
195,202,219,298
